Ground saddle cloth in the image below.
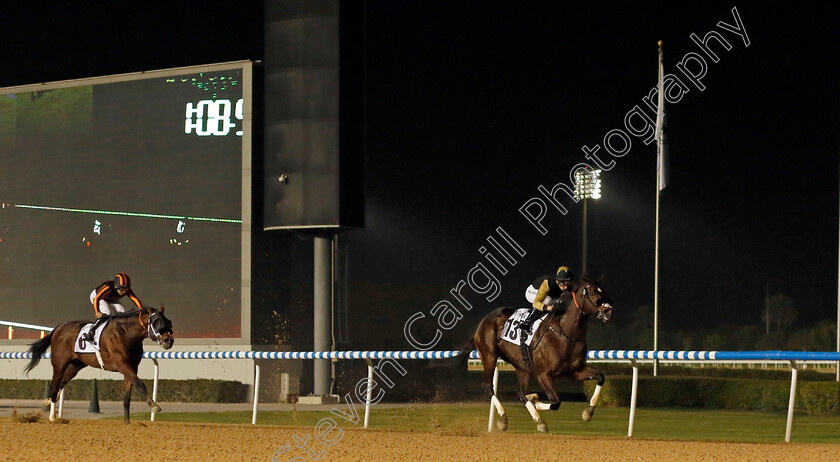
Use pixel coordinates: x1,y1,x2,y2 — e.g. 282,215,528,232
74,319,110,353
500,308,545,347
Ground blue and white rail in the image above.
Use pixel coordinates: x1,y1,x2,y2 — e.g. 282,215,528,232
3,349,838,442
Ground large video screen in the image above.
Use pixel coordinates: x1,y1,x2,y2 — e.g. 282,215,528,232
0,62,252,340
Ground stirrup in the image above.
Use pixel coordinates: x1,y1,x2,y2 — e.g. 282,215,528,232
520,342,533,367
520,330,533,367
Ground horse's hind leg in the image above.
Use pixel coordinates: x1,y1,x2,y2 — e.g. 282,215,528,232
52,360,86,420
573,366,605,422
516,369,547,432
479,351,508,431
479,348,497,398
47,367,64,422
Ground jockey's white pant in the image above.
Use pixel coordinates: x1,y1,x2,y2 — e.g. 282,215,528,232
524,286,560,308
89,289,126,315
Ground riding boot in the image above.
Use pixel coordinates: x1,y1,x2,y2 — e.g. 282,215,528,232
519,309,543,367
85,317,104,344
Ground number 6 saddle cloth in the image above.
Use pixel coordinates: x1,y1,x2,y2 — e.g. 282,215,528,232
75,319,110,353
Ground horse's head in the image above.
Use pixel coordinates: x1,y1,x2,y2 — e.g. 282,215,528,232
576,280,613,323
144,306,174,349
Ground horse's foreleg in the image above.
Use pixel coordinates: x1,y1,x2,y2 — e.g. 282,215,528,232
516,369,547,432
122,378,133,424
532,373,561,411
129,370,160,414
573,366,605,422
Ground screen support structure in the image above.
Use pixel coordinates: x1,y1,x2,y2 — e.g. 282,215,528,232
313,234,333,397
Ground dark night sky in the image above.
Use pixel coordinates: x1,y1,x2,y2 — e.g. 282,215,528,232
1,2,837,344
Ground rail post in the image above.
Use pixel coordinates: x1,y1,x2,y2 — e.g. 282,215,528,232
252,363,261,425
628,359,639,437
151,358,160,421
785,360,798,443
364,359,374,429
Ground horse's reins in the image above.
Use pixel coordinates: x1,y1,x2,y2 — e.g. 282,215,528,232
545,285,610,343
525,284,611,348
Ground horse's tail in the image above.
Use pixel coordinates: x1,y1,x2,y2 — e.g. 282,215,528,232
426,338,476,369
453,338,476,365
23,331,53,375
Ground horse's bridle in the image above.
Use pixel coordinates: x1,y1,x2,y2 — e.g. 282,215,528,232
542,285,610,344
139,310,171,343
581,284,612,322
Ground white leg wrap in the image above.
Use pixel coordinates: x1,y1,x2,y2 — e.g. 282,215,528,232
49,401,56,421
491,395,505,416
525,400,541,422
590,384,602,407
536,401,552,411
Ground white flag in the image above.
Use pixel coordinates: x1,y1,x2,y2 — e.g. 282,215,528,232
656,43,669,191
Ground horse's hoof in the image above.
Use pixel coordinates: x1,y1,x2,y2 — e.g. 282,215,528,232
525,393,539,403
496,414,508,431
49,415,56,422
536,420,548,433
43,398,52,407
582,405,595,422
151,405,162,413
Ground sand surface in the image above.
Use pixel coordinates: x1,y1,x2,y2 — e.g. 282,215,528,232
2,417,838,461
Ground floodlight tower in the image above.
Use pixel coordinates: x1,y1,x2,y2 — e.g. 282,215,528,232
574,167,602,276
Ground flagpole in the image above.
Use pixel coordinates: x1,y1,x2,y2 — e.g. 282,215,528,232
653,41,664,377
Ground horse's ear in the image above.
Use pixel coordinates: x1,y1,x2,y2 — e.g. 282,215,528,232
160,305,165,313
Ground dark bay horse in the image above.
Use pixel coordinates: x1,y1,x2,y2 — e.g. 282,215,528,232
462,280,613,432
24,306,174,423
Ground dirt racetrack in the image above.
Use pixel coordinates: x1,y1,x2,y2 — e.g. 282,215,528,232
2,417,839,462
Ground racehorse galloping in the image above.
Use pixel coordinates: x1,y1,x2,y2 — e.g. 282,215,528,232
24,306,174,423
463,279,613,432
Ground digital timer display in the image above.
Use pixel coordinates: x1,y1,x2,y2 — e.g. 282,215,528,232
0,63,251,339
185,98,244,136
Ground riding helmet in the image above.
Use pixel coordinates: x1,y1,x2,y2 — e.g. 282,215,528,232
114,273,131,290
555,266,573,283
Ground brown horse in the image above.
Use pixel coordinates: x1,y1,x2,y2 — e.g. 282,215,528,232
24,306,174,423
461,279,613,432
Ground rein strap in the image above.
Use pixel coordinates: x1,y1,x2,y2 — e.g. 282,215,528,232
549,325,582,343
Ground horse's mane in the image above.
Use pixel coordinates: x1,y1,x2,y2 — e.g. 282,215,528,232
576,277,601,287
106,307,159,319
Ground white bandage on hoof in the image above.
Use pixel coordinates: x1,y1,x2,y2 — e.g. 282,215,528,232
525,400,541,422
590,384,602,407
535,401,552,411
491,395,505,415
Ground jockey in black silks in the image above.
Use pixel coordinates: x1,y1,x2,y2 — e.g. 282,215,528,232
82,273,143,345
519,266,575,367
